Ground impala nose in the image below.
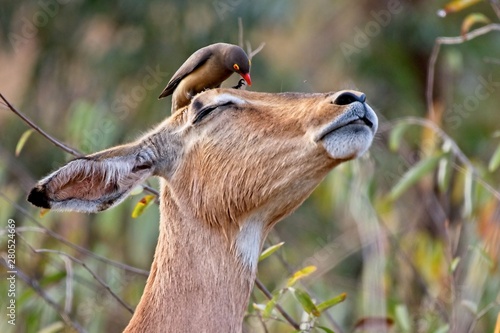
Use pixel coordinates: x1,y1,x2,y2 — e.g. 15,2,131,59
333,91,366,105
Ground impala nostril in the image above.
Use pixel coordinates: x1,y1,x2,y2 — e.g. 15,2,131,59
333,92,366,105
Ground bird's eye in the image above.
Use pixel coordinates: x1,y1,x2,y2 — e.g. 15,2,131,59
233,64,240,71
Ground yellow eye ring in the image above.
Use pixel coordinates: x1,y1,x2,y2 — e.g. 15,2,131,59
233,64,240,71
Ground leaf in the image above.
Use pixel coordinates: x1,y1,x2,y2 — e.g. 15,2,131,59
38,322,65,333
287,265,317,287
263,293,280,318
317,293,347,312
461,13,490,36
130,185,144,196
475,245,494,268
441,0,482,15
316,326,336,333
433,324,450,333
252,303,266,312
488,144,500,172
15,129,33,157
291,288,320,317
259,242,285,262
131,195,155,218
389,123,409,152
450,257,461,273
389,153,446,201
463,168,473,218
437,141,452,193
40,208,50,218
395,304,411,331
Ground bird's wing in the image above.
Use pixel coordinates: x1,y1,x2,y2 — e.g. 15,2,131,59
158,47,214,99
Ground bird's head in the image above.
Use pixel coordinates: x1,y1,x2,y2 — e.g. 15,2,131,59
225,45,252,86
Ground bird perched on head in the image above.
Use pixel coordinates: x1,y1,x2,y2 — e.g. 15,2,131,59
158,43,252,112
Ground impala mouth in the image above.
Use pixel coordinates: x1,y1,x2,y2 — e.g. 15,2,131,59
316,102,378,160
346,117,373,127
317,115,374,142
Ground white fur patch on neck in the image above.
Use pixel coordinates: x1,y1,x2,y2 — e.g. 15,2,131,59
213,93,245,105
235,218,263,273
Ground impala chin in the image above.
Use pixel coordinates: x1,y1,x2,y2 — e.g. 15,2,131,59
319,102,378,160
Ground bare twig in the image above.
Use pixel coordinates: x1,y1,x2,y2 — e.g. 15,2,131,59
0,93,160,197
426,24,500,118
61,255,74,314
0,259,86,333
238,17,244,49
248,42,266,61
489,0,500,19
236,17,265,62
484,57,500,65
0,192,149,276
250,293,270,333
255,278,301,330
0,93,82,156
268,232,347,333
378,217,450,321
35,249,134,314
16,232,134,313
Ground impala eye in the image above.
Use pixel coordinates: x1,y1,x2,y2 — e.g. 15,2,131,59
233,64,240,71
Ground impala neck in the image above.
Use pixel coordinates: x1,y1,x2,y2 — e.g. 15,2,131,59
124,182,261,333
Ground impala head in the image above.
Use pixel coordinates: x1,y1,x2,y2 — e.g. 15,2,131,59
28,88,377,268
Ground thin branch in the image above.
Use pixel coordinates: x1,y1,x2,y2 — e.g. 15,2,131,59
0,93,160,197
255,278,301,330
0,93,82,156
484,57,500,65
35,249,134,314
250,293,270,333
0,192,149,276
248,42,266,61
16,233,134,314
426,24,500,118
236,17,265,62
238,17,244,49
268,231,346,333
489,0,500,19
61,255,74,314
378,217,450,321
0,259,86,333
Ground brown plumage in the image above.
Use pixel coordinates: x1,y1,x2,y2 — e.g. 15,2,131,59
158,43,252,112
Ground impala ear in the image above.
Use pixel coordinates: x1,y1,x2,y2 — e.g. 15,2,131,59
28,145,155,213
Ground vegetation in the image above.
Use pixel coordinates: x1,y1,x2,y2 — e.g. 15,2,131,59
1,0,499,332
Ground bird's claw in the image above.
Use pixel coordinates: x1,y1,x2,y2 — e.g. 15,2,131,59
232,79,246,90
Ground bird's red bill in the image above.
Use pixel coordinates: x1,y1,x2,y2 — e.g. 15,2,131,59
240,73,252,86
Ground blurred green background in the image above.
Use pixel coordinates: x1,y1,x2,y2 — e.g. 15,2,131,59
0,0,499,332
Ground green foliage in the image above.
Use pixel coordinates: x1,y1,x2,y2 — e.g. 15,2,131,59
388,152,447,201
259,242,285,262
15,129,33,157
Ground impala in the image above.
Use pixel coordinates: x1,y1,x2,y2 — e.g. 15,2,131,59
28,88,378,332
